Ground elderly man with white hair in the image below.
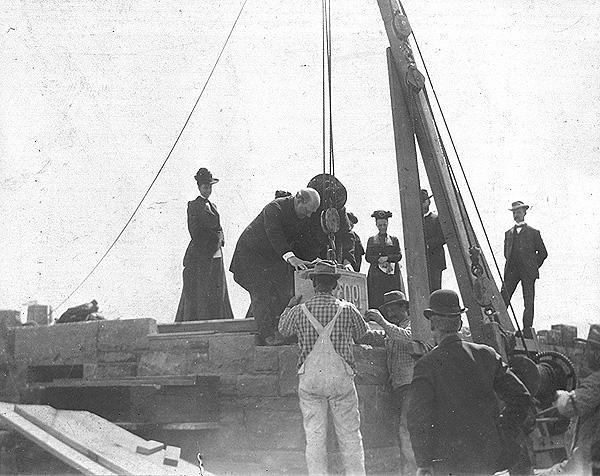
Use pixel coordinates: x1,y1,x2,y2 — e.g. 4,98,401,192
230,188,320,345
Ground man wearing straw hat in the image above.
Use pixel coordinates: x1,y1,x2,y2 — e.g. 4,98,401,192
279,260,368,476
408,289,532,476
501,200,548,336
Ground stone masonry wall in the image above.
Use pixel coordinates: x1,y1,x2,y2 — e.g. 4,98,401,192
2,319,400,474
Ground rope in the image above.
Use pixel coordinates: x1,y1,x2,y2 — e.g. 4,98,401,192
52,0,249,312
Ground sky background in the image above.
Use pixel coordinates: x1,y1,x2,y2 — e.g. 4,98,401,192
1,0,599,337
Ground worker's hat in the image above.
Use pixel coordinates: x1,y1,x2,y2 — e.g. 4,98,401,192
575,324,600,347
305,260,341,278
508,200,529,211
423,289,467,319
379,291,409,312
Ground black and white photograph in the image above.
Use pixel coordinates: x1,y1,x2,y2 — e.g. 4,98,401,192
1,0,599,474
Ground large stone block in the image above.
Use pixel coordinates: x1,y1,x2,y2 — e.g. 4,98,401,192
278,346,300,396
236,375,279,397
551,324,578,346
354,345,388,385
245,410,304,450
14,321,102,365
208,333,257,374
137,350,209,376
97,318,157,351
253,346,279,373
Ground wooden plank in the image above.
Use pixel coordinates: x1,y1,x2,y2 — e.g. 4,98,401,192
32,408,199,474
14,405,195,475
31,374,219,388
163,445,181,467
158,319,257,334
0,403,115,475
136,440,165,456
117,421,220,431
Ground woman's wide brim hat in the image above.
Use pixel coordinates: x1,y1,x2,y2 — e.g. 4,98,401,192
195,168,219,184
371,210,392,220
575,324,600,347
423,289,467,319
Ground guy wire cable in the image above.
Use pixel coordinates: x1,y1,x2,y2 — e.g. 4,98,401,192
53,0,250,312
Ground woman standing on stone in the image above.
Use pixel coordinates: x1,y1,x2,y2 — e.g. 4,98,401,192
365,210,405,309
175,168,233,321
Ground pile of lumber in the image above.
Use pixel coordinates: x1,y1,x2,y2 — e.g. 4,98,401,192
0,402,204,475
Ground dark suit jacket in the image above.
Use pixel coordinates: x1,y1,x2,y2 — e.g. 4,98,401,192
408,334,531,475
423,212,446,271
230,196,302,289
183,196,222,267
504,224,547,279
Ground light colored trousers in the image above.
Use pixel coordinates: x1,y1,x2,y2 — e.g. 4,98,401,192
298,379,366,476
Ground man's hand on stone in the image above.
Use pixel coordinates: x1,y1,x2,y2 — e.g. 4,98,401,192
288,256,310,271
287,295,303,308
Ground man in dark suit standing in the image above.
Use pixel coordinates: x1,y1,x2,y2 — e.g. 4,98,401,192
230,188,320,345
501,200,548,335
421,189,446,292
408,289,533,476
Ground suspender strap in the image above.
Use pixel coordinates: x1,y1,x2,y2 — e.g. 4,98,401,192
300,303,344,339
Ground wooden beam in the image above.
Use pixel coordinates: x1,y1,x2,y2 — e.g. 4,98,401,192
386,47,432,347
0,403,115,475
14,405,196,475
376,0,514,351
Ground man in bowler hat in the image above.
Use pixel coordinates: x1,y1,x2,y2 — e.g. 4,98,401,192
408,289,532,475
421,189,446,292
363,290,416,475
501,201,548,335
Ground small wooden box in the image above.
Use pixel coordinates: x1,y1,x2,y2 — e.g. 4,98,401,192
294,268,368,315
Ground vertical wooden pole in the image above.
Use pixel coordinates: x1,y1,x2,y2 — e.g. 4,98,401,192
386,48,432,346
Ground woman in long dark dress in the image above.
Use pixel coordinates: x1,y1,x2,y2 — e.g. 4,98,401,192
175,168,233,321
365,210,405,309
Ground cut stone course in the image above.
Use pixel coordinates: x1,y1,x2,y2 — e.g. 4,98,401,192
137,351,210,376
97,318,157,351
236,374,279,397
253,346,279,373
14,321,102,365
208,333,257,374
278,346,300,396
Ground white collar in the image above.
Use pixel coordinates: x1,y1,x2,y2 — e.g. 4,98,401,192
424,211,432,218
514,222,526,227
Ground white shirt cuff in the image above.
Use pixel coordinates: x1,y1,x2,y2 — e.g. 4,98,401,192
283,252,295,262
